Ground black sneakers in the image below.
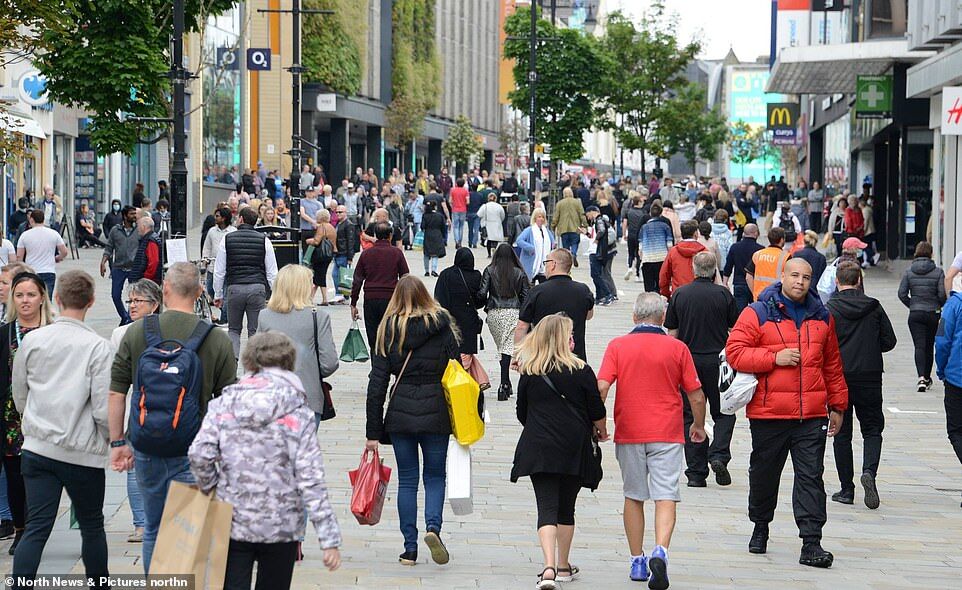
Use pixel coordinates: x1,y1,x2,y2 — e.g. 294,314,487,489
0,520,13,540
686,478,707,488
831,489,855,505
799,543,834,568
424,528,449,565
861,472,880,509
748,523,768,554
398,551,418,566
710,460,732,486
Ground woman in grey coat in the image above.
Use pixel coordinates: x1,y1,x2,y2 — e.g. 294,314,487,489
898,241,947,392
257,265,339,422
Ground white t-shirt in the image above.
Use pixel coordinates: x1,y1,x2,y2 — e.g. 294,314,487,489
0,239,15,265
17,227,65,274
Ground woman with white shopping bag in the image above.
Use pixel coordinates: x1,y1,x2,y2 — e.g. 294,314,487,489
510,315,608,590
188,332,342,589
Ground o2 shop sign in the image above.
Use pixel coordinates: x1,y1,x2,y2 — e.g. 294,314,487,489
18,70,48,107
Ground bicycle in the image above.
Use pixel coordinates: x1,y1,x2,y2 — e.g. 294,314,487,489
191,258,214,321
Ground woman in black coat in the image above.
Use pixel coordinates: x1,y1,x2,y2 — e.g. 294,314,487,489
366,276,460,567
420,201,446,277
434,248,483,355
511,315,607,589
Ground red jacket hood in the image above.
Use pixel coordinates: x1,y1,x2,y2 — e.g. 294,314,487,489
675,240,706,258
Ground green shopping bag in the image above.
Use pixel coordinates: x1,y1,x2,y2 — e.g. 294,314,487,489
302,245,315,267
338,266,354,297
340,321,370,362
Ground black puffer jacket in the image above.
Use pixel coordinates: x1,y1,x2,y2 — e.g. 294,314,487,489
827,289,897,381
366,312,459,441
898,257,947,312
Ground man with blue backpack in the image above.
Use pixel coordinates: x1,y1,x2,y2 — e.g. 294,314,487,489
108,262,237,572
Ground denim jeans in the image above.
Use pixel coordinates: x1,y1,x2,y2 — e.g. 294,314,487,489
390,433,449,553
733,283,752,314
0,464,11,521
561,232,581,257
134,450,195,573
111,267,131,325
452,212,466,245
331,254,349,292
127,469,145,528
589,254,613,301
467,214,480,247
423,255,439,274
38,273,55,300
15,452,108,586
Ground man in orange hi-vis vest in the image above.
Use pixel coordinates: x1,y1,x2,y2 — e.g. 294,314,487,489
746,227,791,302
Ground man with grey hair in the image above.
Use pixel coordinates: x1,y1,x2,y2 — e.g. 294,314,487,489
598,291,706,586
108,261,236,572
129,216,162,285
665,252,739,487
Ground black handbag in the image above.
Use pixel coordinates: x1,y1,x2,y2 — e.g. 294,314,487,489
312,309,336,421
541,375,603,491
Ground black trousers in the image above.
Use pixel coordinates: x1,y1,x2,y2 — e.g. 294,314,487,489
13,452,107,587
832,379,884,491
363,297,391,353
748,418,828,543
627,237,640,274
908,310,940,380
530,473,581,529
224,539,298,590
683,353,736,480
3,454,26,529
945,382,962,466
808,212,822,234
641,261,662,293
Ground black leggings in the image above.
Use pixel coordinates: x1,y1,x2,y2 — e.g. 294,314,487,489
908,310,940,380
3,454,26,529
500,354,512,391
486,240,498,257
224,539,298,590
530,473,581,529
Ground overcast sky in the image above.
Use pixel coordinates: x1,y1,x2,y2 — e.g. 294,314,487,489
611,0,773,62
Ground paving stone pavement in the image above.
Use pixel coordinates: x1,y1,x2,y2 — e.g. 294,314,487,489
2,239,960,589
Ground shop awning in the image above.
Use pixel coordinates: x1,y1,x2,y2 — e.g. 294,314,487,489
767,40,934,95
0,112,45,139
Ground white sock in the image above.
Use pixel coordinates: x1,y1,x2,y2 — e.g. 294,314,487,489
631,554,645,561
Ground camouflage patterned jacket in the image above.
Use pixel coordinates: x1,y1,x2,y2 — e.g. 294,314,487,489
188,369,342,548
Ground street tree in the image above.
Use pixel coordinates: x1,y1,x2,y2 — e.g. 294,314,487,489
729,120,763,181
442,115,483,173
598,5,699,179
29,0,234,156
659,82,729,176
499,116,527,171
504,5,612,164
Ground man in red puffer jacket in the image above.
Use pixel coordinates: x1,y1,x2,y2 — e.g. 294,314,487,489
726,257,848,570
658,220,705,297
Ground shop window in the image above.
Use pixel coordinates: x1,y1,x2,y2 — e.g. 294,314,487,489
868,0,908,39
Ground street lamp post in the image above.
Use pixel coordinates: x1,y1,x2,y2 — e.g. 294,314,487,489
169,0,189,238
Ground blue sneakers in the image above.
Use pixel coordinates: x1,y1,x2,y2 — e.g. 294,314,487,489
648,545,669,590
629,555,649,582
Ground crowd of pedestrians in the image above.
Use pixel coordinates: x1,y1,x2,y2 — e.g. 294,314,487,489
3,167,962,590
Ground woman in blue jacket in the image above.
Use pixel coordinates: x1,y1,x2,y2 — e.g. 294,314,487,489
513,208,555,283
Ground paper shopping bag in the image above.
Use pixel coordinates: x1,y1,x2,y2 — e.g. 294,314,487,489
446,440,473,515
151,481,233,590
339,321,370,362
301,245,316,267
337,266,354,297
349,449,392,525
442,359,484,446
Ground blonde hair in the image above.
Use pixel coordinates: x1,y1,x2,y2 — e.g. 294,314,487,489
563,187,574,200
6,273,54,326
517,314,585,376
266,265,313,313
376,276,459,355
530,209,547,226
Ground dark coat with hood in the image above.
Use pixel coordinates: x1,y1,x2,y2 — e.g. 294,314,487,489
827,288,897,382
366,311,459,441
434,249,484,354
898,257,947,313
421,210,446,257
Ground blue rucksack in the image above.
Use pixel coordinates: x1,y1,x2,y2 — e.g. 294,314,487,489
128,315,213,457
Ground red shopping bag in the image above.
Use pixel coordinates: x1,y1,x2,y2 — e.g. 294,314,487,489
348,449,392,525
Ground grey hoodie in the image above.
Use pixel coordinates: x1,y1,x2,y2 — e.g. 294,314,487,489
188,369,342,548
899,257,947,313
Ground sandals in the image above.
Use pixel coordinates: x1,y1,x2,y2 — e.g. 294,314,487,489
537,567,558,589
556,565,580,582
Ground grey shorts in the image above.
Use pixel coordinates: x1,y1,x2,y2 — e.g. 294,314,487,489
615,442,684,502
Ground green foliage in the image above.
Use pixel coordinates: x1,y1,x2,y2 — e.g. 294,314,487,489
504,5,612,163
303,0,366,95
598,5,699,173
442,115,483,169
729,120,764,179
30,0,234,156
659,83,729,175
386,0,440,151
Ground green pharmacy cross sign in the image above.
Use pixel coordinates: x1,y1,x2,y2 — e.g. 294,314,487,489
855,75,893,119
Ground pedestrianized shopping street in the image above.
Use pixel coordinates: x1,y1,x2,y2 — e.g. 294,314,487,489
2,245,959,590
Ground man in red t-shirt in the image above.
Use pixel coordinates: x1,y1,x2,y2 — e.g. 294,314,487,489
597,292,706,587
449,177,469,249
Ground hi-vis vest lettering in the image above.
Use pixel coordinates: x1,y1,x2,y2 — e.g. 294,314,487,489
751,247,790,301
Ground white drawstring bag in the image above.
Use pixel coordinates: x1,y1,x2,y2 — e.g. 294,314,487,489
719,349,757,415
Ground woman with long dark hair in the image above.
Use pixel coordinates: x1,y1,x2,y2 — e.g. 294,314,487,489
366,276,460,566
478,243,530,400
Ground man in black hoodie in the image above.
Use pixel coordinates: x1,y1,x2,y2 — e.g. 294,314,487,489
826,262,897,509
